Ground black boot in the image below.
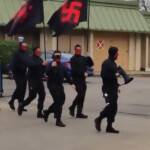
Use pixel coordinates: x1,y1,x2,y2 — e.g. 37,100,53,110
56,119,66,127
18,103,23,116
69,106,75,117
106,124,119,134
8,100,15,110
94,117,102,132
76,113,88,119
37,111,44,118
23,108,27,112
43,110,49,122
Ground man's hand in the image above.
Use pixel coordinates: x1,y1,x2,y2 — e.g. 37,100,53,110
52,61,57,67
118,89,121,93
44,73,48,78
116,72,120,77
71,84,76,89
42,61,47,66
84,72,88,77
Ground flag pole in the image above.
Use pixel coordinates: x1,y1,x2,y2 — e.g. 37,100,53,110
42,1,47,60
43,22,47,60
87,0,90,52
57,36,58,50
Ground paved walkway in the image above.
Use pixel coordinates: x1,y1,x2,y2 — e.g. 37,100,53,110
1,77,150,150
0,99,150,150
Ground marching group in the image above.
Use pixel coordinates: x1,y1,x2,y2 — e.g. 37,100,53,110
8,38,121,134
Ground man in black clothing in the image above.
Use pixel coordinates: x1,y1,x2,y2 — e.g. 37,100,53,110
8,42,29,111
18,47,47,118
69,44,91,119
94,46,120,134
43,50,75,127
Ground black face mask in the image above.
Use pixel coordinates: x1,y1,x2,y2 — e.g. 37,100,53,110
53,55,61,60
53,55,61,63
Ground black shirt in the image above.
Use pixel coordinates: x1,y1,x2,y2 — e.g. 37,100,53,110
12,50,29,75
101,58,118,89
27,55,45,79
70,55,87,80
46,62,73,86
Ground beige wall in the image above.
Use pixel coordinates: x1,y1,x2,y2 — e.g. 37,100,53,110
58,34,70,52
40,30,88,54
70,35,83,54
57,30,88,55
40,29,52,51
3,29,40,48
0,26,147,72
129,33,142,71
93,31,129,72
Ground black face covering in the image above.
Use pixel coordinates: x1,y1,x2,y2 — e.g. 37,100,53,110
53,55,61,60
108,47,118,60
53,55,61,63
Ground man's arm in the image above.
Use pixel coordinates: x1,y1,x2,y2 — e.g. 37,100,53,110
46,61,58,76
64,66,73,85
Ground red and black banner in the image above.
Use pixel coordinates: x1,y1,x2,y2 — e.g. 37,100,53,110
48,0,88,37
5,0,43,36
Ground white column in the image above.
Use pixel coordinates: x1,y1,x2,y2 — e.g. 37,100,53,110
135,34,141,71
81,35,85,55
129,33,136,70
51,31,57,50
145,35,149,71
40,29,44,50
89,31,94,59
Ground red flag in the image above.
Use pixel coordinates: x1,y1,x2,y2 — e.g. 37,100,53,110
48,0,88,37
5,0,43,36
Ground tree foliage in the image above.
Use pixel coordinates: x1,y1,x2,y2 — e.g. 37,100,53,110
139,0,150,12
0,40,31,73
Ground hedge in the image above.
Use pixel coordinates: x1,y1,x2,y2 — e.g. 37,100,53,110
0,40,31,73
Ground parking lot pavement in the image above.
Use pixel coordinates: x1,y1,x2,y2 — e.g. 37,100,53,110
0,77,150,150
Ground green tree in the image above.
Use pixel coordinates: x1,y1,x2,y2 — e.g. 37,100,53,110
0,40,31,73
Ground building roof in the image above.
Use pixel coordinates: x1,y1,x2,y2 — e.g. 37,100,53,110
0,0,150,33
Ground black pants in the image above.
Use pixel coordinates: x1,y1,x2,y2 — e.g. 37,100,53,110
71,80,87,114
47,84,65,119
11,74,27,103
99,87,118,124
23,79,45,111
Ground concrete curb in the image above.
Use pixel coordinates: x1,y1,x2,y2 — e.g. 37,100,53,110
2,72,150,79
93,71,150,77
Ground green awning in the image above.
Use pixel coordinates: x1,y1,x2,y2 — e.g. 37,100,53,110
0,0,150,33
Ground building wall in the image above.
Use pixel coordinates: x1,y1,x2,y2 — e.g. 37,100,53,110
40,30,88,55
14,30,40,48
141,34,146,70
93,31,129,72
40,29,52,51
1,26,145,72
0,27,4,41
145,35,150,71
57,30,88,55
129,33,136,70
58,34,71,52
135,34,142,71
148,36,150,68
0,27,40,49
